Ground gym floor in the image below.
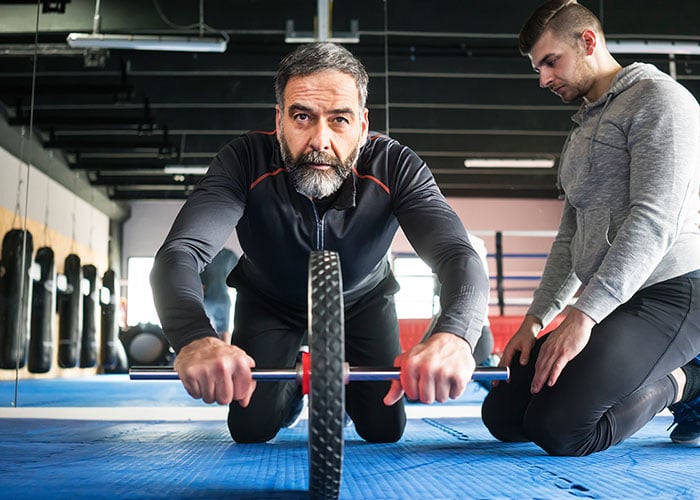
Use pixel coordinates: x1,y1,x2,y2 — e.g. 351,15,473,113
1,376,698,499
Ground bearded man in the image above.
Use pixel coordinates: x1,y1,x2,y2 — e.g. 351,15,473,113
151,42,488,444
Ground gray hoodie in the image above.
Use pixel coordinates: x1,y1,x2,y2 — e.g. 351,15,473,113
529,62,700,327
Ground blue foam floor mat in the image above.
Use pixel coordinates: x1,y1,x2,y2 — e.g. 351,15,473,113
1,376,699,499
1,415,698,499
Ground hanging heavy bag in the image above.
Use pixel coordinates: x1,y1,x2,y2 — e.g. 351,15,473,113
99,269,123,371
0,229,34,369
80,264,98,368
58,253,83,368
28,246,56,373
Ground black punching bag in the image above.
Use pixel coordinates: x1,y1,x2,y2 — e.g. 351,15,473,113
100,269,124,371
28,246,56,373
80,264,98,368
0,229,34,369
58,254,83,368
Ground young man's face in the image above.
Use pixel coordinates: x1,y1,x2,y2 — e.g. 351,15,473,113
276,69,369,199
528,29,595,103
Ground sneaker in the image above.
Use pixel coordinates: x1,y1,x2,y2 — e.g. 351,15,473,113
668,393,700,444
282,389,307,428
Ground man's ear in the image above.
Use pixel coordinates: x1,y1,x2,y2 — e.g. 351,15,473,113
581,29,597,56
360,107,369,143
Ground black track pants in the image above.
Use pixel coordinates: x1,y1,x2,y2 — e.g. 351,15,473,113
227,277,406,444
482,270,700,456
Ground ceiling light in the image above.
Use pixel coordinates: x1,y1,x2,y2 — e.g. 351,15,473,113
463,158,555,169
608,39,700,55
164,165,209,174
66,33,227,53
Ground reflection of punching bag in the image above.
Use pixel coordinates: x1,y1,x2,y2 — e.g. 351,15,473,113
0,229,34,369
80,264,97,368
28,247,56,373
100,269,124,371
58,254,83,368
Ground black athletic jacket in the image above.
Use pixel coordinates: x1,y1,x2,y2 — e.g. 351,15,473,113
151,130,488,353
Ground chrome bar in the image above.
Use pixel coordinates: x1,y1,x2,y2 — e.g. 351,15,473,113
130,365,508,381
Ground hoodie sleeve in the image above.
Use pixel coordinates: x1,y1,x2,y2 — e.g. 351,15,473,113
527,199,582,327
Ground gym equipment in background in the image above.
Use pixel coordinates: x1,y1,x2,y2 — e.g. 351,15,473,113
80,264,98,368
58,254,83,368
28,246,56,373
0,229,34,369
120,322,174,367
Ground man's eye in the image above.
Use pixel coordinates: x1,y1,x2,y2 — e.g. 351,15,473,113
294,113,309,121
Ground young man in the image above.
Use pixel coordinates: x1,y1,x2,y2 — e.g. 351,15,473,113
151,42,488,444
481,0,700,455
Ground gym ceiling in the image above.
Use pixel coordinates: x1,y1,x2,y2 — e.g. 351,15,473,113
0,0,699,202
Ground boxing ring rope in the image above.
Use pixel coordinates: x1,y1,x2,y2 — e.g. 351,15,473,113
470,229,557,316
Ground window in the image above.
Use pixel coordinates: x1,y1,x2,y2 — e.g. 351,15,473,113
126,257,159,326
125,256,237,329
392,255,438,319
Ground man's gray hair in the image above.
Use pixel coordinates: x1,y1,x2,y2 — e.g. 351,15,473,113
274,42,369,108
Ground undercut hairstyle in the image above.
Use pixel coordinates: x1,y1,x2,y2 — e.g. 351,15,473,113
274,42,369,109
518,0,603,55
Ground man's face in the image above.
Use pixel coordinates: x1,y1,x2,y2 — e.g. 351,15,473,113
276,70,369,199
528,29,594,103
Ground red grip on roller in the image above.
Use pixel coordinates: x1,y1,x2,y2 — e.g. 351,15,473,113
301,351,311,395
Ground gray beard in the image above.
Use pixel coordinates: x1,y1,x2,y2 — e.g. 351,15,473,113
280,136,358,199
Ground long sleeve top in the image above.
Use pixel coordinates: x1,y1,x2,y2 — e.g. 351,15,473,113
151,131,489,352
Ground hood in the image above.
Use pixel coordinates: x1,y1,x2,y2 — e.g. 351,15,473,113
598,62,674,103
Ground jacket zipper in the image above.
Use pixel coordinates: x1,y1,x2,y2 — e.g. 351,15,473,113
308,199,326,250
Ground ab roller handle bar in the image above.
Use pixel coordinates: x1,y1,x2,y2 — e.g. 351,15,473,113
129,364,509,384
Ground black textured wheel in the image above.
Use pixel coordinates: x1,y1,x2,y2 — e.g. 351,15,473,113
307,250,345,500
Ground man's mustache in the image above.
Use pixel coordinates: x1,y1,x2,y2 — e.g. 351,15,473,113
292,151,342,169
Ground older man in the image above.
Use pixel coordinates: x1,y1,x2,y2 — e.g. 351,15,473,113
151,42,488,444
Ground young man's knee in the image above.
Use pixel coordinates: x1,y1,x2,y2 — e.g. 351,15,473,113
522,414,590,457
481,396,529,443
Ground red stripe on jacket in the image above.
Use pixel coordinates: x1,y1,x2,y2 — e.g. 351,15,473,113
352,167,390,194
250,167,286,190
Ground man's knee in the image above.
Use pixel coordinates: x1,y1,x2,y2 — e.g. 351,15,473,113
354,416,405,443
522,410,591,456
481,392,529,443
228,404,281,443
228,418,280,443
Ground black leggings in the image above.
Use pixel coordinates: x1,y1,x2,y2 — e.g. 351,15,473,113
482,270,700,456
227,277,406,444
